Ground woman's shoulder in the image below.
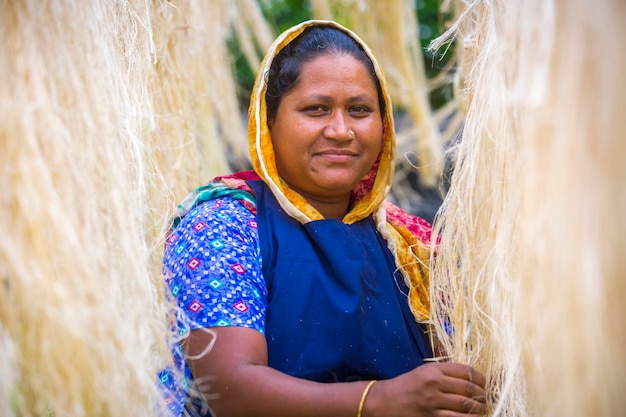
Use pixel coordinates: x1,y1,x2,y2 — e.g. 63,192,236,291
166,196,260,251
179,196,256,227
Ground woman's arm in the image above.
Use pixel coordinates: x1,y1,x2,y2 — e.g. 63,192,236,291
184,326,368,417
184,326,487,417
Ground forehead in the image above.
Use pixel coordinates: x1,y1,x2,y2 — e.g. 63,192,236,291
294,54,378,94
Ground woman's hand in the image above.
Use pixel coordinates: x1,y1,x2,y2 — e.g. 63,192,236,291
365,362,487,417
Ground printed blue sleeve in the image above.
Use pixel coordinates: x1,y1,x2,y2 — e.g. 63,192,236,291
163,197,266,335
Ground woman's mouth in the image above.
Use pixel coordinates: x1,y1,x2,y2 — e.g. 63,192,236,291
315,149,358,162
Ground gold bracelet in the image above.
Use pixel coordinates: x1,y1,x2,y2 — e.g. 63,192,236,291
357,380,377,417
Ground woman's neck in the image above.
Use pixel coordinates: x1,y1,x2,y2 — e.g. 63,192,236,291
301,193,351,220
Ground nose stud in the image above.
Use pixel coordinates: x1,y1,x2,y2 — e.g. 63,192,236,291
349,129,355,138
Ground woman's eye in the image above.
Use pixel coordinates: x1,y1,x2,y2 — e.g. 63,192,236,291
304,105,325,113
350,106,371,116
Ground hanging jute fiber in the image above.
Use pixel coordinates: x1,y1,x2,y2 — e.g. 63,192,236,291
429,0,626,416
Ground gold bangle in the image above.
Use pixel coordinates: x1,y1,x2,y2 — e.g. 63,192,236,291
357,380,377,417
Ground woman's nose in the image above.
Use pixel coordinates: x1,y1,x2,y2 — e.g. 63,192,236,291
323,111,353,140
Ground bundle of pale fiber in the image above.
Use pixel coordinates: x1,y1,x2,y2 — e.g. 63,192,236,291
1,1,179,415
429,0,626,416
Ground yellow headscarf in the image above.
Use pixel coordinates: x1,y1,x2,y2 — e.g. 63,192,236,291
248,20,432,323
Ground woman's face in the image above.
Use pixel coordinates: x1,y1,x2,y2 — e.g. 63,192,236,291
269,54,384,211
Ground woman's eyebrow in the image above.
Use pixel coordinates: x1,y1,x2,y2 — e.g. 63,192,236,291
299,93,375,103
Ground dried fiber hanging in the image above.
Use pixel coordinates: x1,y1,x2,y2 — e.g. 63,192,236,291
512,0,626,415
229,0,275,76
429,0,626,416
429,1,525,414
149,1,253,203
0,1,176,415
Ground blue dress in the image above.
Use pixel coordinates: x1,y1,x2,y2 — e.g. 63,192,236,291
249,180,431,381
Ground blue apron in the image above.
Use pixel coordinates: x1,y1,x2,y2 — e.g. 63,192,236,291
249,180,431,382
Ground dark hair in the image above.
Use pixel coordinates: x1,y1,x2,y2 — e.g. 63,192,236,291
265,25,386,122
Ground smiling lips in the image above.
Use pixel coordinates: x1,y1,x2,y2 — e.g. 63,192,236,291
315,149,358,162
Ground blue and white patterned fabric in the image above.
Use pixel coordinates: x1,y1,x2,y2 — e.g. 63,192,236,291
164,197,266,334
161,197,266,416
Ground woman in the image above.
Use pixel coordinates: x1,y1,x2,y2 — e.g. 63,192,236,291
163,20,486,417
